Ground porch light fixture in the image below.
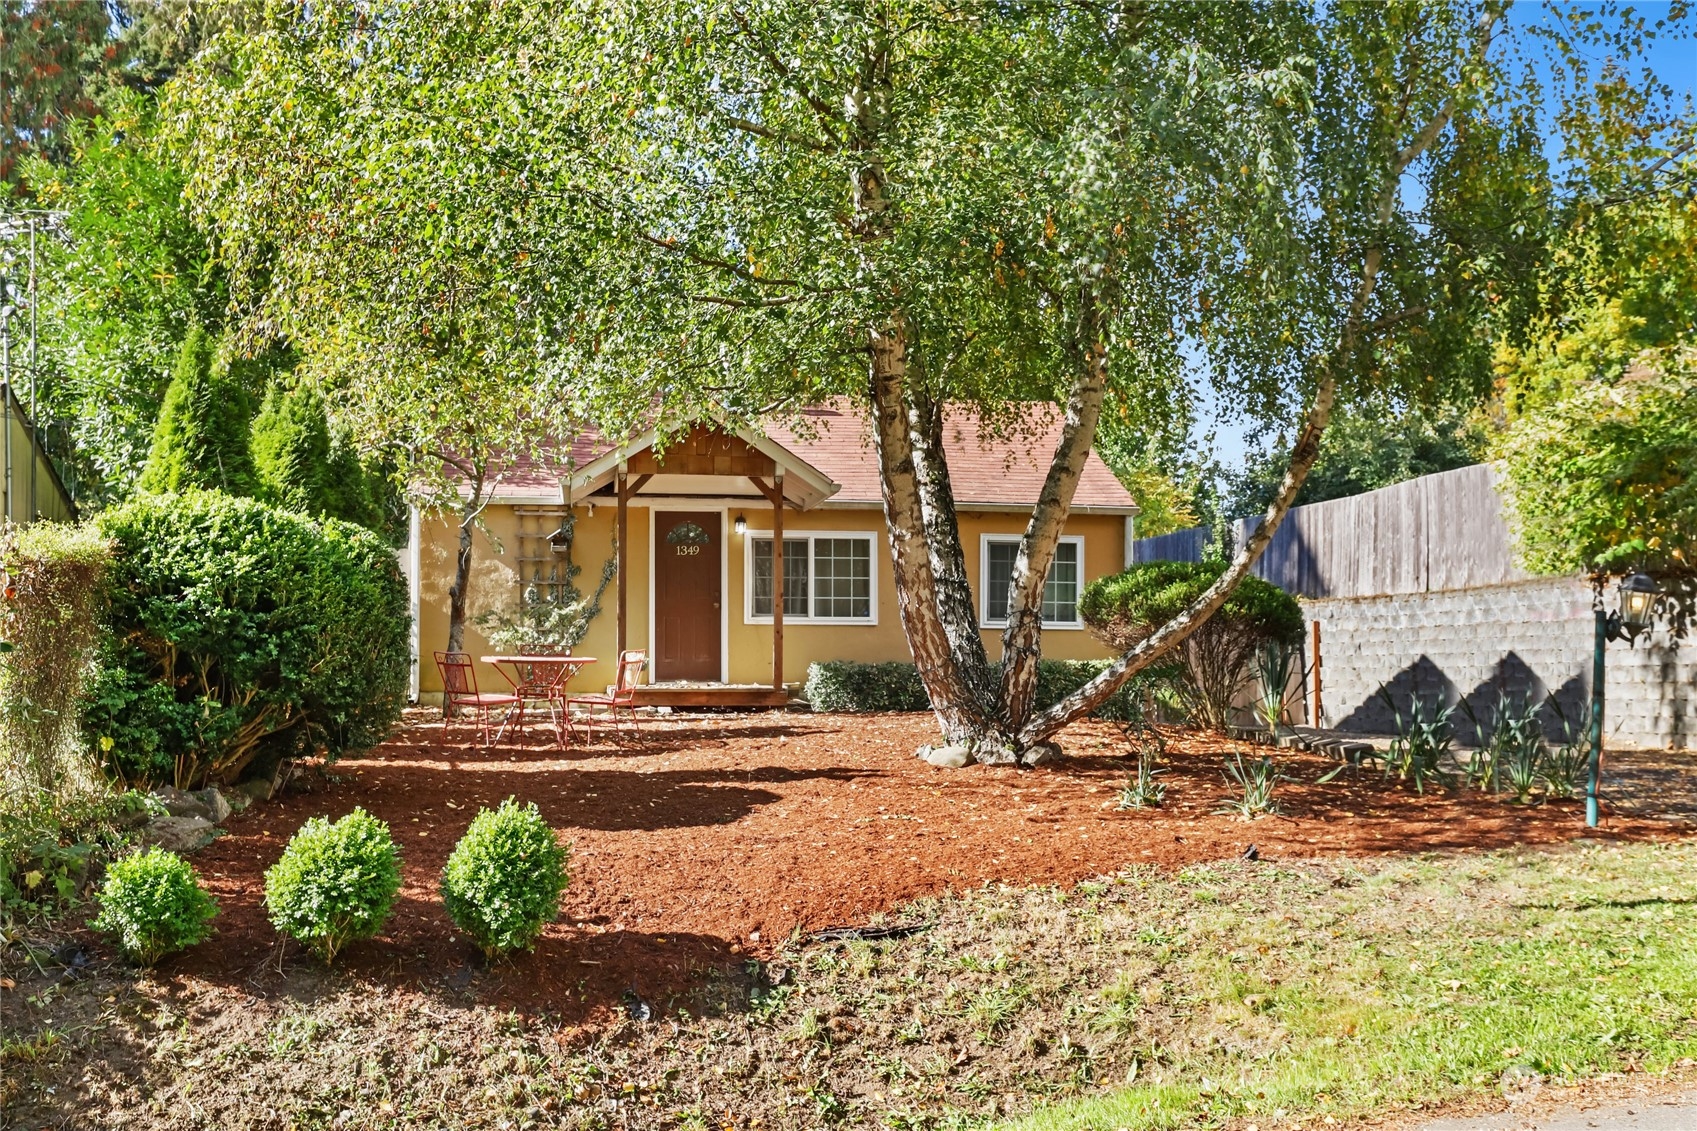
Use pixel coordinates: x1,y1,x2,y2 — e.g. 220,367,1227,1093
733,513,747,536
1584,571,1664,828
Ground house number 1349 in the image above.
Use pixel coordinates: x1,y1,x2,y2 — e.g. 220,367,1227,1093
675,544,702,556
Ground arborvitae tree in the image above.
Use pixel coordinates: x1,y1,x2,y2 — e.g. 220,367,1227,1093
138,325,257,496
251,378,333,514
251,378,406,543
323,438,405,544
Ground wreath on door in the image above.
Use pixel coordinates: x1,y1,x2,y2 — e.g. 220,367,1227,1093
665,521,711,546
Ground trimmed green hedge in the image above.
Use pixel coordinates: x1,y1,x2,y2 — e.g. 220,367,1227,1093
804,661,930,713
441,799,569,959
1033,658,1179,722
90,846,218,966
803,659,1175,721
83,490,411,787
265,807,401,965
1078,559,1304,731
1078,559,1304,651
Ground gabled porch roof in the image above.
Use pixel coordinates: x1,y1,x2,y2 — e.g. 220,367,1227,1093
567,421,839,510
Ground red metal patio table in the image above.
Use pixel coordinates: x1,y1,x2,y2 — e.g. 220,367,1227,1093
481,655,598,748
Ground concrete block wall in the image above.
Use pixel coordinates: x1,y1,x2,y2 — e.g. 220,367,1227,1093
1301,577,1694,750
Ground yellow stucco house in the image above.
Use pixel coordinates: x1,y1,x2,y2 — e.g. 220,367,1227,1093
405,402,1139,707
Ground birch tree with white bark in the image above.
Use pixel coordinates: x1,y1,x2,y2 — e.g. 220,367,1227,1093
177,0,1686,761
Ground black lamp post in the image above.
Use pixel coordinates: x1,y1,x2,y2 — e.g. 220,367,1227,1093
1585,572,1661,827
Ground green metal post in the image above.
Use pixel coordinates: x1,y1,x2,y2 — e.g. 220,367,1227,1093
1586,609,1606,828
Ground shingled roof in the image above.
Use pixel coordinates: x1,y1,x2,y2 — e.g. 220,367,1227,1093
478,399,1138,514
764,401,1137,512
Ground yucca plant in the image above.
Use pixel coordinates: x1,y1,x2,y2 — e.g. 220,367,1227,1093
1499,741,1542,803
1251,640,1307,737
1378,688,1455,794
1462,694,1546,801
1539,698,1592,799
1116,746,1166,810
1456,697,1500,792
1217,752,1281,818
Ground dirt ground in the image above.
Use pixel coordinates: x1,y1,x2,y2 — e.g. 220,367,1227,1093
5,712,1695,1131
133,710,1678,1024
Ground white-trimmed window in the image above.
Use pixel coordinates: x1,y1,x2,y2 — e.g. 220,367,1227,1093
746,532,877,623
980,535,1083,628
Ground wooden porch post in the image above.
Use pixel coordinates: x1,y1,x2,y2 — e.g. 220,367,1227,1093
616,464,628,658
772,469,784,692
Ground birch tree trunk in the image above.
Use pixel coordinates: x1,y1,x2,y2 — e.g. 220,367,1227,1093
1018,370,1339,746
868,335,995,744
850,19,997,750
445,464,488,658
997,287,1111,741
906,390,1000,720
855,8,1488,766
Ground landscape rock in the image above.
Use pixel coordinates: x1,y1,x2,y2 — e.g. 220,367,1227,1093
150,786,212,822
138,816,220,854
229,777,273,804
1021,741,1064,767
189,787,232,824
971,743,1019,766
918,744,972,769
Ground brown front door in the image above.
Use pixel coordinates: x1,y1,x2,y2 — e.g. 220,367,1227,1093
654,511,721,681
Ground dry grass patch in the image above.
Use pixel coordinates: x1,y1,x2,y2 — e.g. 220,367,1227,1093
4,842,1697,1130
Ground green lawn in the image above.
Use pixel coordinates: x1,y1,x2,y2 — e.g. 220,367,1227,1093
1006,842,1697,1130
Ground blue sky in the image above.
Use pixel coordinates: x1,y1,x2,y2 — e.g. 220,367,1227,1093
1197,1,1697,471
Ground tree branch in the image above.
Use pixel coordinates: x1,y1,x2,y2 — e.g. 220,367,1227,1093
728,8,845,140
1020,9,1499,746
688,291,817,308
1367,304,1430,334
722,114,838,154
630,227,811,290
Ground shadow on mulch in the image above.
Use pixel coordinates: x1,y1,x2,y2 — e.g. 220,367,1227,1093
137,711,1689,1023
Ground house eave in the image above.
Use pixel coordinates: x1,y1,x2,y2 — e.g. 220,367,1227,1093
815,498,1140,517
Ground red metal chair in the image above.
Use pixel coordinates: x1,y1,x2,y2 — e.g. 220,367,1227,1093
517,656,575,749
435,651,523,747
565,650,647,744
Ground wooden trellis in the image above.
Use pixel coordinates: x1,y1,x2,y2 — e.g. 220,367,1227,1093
513,508,572,603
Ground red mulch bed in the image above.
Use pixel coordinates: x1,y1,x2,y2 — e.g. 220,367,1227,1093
176,710,1674,1025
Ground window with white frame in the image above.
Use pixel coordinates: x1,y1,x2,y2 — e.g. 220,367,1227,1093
981,535,1083,627
747,532,876,622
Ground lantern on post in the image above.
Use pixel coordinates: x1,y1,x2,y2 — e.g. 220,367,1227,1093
1616,572,1660,638
1585,572,1663,827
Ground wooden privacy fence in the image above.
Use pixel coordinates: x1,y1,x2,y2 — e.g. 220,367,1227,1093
1131,463,1528,600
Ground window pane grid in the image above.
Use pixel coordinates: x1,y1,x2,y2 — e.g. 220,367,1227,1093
752,539,809,617
985,539,1079,625
751,535,871,621
986,542,1018,623
812,538,872,619
1042,543,1079,623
